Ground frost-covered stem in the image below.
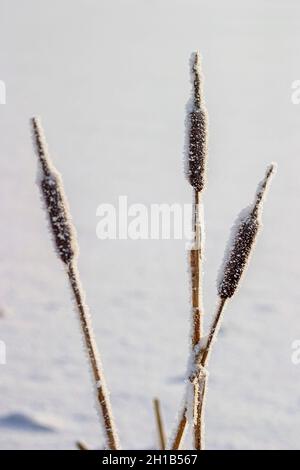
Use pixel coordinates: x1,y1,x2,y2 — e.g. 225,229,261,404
171,191,204,450
67,263,119,450
191,190,203,347
191,299,226,450
190,189,204,448
201,298,227,368
172,299,226,451
153,398,167,450
192,165,275,448
187,51,207,450
193,383,200,448
193,368,207,450
172,51,208,450
32,117,120,450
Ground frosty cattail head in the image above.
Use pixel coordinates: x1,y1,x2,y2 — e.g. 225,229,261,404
252,163,276,218
185,51,208,193
31,117,78,265
218,164,276,299
191,51,202,111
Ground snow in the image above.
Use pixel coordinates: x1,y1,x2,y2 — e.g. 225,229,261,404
0,0,299,450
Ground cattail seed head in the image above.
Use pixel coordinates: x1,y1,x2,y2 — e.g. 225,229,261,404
31,117,78,265
185,52,208,193
218,164,276,299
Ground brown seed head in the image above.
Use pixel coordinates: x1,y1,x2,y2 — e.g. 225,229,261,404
218,164,276,299
31,117,78,265
186,52,208,193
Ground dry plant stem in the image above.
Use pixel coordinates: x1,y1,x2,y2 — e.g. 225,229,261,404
67,262,119,450
191,166,274,449
185,53,207,448
191,190,203,347
194,373,207,450
191,190,204,449
172,300,226,450
171,191,203,450
31,117,120,450
172,52,208,450
194,299,227,450
76,441,89,451
171,412,188,451
153,398,167,450
201,298,227,368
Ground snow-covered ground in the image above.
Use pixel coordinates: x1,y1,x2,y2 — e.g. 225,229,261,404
0,0,299,450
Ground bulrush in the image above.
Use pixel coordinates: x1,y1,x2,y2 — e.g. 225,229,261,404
218,164,276,300
172,52,208,450
31,117,119,450
170,53,276,451
32,117,77,265
31,55,276,451
186,51,208,192
200,164,277,368
192,164,276,449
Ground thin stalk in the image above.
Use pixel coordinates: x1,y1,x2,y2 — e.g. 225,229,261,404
76,441,89,451
171,408,187,450
191,190,203,347
191,190,204,448
170,51,208,450
194,373,207,450
153,398,167,450
194,298,227,450
67,263,119,450
191,164,275,449
201,298,227,368
171,298,226,450
171,191,204,450
32,117,120,450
